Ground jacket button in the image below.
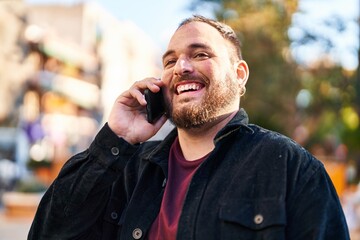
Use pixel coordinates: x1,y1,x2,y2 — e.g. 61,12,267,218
111,147,119,156
254,214,264,224
132,228,142,239
110,211,118,220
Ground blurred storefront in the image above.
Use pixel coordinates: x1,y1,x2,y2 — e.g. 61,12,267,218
0,0,160,218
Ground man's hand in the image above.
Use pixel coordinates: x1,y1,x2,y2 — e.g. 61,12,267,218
108,78,167,144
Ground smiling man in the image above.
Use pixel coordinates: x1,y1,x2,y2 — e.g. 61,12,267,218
165,19,246,127
29,15,349,240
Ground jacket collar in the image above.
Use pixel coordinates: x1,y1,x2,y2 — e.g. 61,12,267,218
142,108,252,166
214,108,253,143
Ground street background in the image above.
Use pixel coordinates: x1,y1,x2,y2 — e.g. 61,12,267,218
0,0,359,239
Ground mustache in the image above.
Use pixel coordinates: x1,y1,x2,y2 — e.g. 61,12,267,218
170,74,209,91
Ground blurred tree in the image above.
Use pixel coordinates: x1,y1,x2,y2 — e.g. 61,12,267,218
190,0,301,134
190,0,360,170
287,0,360,172
297,65,359,151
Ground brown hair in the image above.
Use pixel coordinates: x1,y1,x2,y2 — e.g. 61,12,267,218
178,15,243,61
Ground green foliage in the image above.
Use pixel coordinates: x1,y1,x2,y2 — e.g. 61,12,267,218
298,64,359,160
191,0,301,134
190,0,360,162
14,177,48,193
27,159,52,170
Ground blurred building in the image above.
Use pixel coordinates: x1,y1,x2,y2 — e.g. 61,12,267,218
0,0,161,187
0,1,31,124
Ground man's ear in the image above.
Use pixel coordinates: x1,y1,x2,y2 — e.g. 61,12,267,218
235,60,249,86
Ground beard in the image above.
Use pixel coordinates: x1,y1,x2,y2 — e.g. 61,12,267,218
167,74,239,129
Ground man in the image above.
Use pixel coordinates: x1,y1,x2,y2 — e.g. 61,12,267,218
28,15,349,239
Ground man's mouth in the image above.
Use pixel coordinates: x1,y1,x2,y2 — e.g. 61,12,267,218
175,82,204,95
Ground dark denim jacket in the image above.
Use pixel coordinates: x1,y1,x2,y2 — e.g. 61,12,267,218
28,109,349,240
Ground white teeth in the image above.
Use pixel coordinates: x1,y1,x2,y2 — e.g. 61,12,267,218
177,83,201,94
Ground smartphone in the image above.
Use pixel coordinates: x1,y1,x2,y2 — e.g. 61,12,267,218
144,88,166,123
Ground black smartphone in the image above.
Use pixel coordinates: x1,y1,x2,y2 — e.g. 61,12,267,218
144,88,166,123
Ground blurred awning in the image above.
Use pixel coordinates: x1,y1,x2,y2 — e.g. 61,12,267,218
38,71,100,109
41,37,98,70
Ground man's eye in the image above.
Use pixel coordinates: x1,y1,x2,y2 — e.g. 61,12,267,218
194,52,209,59
164,59,176,67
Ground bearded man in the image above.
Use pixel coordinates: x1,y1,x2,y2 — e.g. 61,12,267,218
29,15,349,240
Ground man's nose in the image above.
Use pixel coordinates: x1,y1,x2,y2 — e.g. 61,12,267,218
174,57,193,76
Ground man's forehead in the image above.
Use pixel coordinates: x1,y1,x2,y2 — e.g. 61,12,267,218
173,21,219,38
164,22,225,54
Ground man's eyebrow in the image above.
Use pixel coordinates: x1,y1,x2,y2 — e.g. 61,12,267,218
162,43,212,62
162,50,175,63
188,43,212,51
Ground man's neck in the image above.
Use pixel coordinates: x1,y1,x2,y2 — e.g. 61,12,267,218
177,111,237,161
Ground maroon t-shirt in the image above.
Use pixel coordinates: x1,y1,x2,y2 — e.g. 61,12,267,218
147,137,208,240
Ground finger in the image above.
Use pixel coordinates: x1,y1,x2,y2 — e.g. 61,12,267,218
129,78,164,104
118,78,164,108
147,78,164,92
128,87,147,106
117,91,143,108
133,78,164,93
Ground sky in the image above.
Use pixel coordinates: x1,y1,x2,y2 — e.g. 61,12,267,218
290,0,359,70
24,0,214,49
24,0,359,70
92,0,214,48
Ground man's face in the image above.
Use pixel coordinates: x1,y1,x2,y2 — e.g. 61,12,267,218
161,22,242,129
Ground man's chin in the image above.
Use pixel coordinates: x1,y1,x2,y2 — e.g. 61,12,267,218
169,111,215,130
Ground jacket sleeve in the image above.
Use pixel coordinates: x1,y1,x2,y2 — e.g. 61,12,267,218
28,123,139,240
285,152,350,240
